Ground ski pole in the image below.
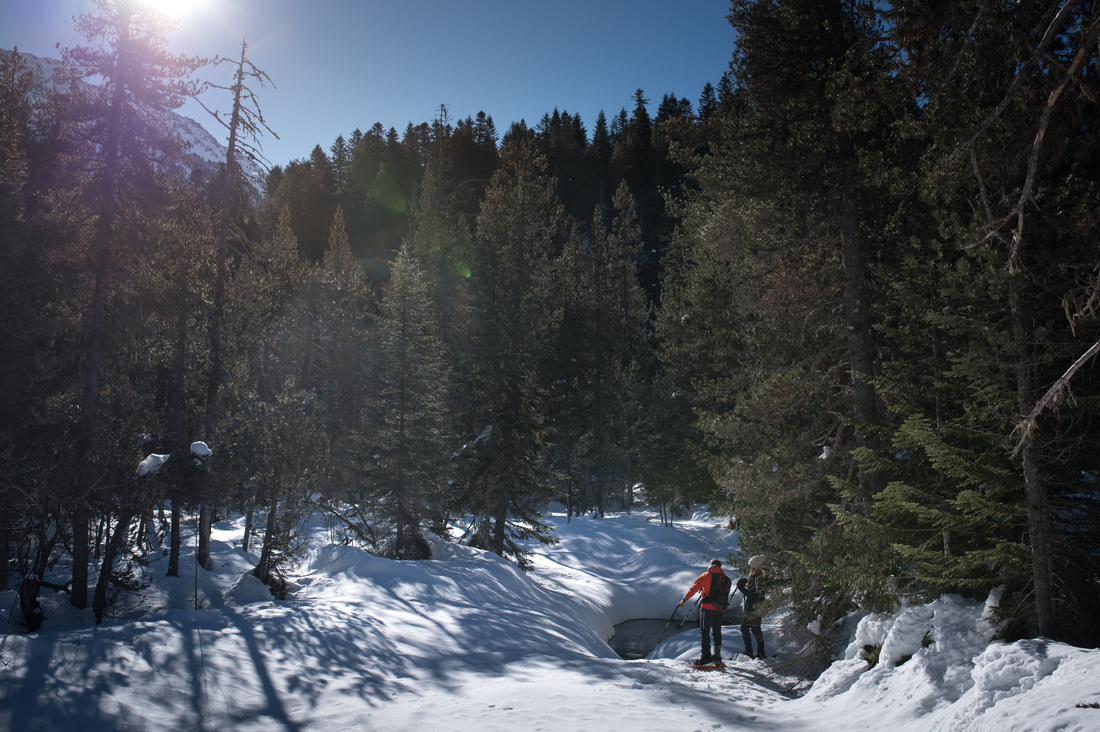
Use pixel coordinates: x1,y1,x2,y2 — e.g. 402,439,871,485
678,596,700,629
655,601,681,645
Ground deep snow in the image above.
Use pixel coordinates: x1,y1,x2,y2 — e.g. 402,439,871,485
2,508,1098,731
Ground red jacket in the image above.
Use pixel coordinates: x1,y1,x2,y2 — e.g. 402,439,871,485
684,566,729,612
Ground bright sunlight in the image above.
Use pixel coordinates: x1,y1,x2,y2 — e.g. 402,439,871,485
139,0,208,22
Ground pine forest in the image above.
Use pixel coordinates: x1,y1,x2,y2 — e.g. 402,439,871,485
2,0,1098,648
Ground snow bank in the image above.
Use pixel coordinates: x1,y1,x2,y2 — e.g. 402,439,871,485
798,589,1100,731
3,506,1098,732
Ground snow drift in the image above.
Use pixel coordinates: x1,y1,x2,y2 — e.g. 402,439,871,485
1,509,1098,731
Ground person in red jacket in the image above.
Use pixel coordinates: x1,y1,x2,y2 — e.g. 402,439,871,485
678,558,732,666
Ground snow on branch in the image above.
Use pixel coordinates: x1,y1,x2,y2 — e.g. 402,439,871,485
136,453,170,477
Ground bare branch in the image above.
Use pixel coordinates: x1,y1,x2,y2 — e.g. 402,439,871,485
950,0,1080,161
1012,335,1100,458
1008,14,1100,269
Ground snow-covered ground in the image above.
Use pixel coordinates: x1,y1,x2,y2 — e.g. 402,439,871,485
2,508,1098,731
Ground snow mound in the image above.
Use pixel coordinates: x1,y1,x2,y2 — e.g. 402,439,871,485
222,572,274,607
798,588,1100,731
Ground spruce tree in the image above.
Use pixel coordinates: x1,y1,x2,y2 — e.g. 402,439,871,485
866,0,1100,640
458,139,563,568
360,244,452,559
59,0,203,611
0,48,35,592
658,0,909,635
551,183,650,516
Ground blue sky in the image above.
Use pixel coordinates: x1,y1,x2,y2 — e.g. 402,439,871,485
1,0,735,167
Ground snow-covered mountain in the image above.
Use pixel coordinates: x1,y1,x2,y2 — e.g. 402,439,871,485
4,49,265,193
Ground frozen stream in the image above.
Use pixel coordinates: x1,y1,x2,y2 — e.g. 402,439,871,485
610,618,699,659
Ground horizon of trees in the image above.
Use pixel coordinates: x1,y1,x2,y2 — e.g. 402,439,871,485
2,0,1098,656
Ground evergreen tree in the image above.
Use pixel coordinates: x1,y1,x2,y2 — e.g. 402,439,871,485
551,183,650,516
225,208,331,593
0,48,35,592
407,164,474,352
195,39,275,571
330,134,350,193
658,0,907,640
864,0,1100,640
359,245,452,559
586,110,613,212
697,82,717,121
58,0,203,612
458,139,563,568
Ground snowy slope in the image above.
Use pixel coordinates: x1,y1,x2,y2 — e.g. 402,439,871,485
1,508,1098,731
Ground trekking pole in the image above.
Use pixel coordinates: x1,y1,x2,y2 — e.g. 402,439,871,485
678,596,700,629
655,601,681,646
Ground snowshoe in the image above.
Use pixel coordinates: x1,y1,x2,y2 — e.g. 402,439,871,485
688,658,725,671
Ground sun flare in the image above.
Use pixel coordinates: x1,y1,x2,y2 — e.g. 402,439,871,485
139,0,207,22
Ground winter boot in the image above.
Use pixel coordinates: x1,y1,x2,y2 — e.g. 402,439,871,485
713,647,722,665
693,651,713,665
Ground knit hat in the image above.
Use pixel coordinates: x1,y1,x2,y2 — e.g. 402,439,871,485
748,554,767,570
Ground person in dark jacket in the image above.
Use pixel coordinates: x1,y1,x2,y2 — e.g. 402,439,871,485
678,558,731,665
737,554,768,659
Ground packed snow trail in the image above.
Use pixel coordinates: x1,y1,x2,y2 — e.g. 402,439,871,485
2,509,1098,731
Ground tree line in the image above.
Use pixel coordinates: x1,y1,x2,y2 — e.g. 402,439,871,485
2,0,1098,653
659,0,1100,652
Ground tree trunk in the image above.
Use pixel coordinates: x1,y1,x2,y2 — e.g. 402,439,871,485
71,17,132,612
0,498,10,593
197,497,213,570
253,496,278,584
93,508,133,624
1011,284,1055,637
71,502,89,609
826,0,880,493
1020,431,1055,637
167,493,181,577
242,504,254,553
199,44,248,573
491,494,508,557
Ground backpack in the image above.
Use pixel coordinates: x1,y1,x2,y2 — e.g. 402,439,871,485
704,571,732,609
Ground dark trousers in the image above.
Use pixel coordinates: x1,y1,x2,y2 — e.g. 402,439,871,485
699,608,723,657
741,614,765,657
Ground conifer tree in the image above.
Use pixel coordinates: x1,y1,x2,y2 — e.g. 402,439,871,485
224,208,331,592
697,82,717,121
59,0,203,610
458,139,563,568
407,164,474,352
360,245,452,559
863,0,1100,639
552,183,650,516
586,110,613,211
195,39,275,570
658,0,908,636
0,47,44,595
